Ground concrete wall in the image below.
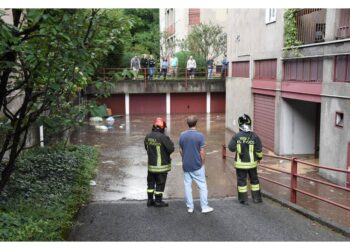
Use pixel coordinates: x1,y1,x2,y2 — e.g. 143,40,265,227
87,79,225,95
279,99,317,155
225,9,285,133
319,96,350,185
318,18,350,184
314,9,350,184
225,78,252,132
227,9,285,62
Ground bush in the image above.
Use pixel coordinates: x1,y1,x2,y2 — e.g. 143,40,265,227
175,51,206,77
0,144,98,241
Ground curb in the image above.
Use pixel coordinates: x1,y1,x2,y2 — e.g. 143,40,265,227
261,190,350,238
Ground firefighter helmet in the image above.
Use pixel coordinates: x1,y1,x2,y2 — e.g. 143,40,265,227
238,114,252,132
153,117,167,129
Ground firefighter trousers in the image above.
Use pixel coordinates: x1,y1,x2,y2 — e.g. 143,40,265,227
147,172,168,199
236,168,261,202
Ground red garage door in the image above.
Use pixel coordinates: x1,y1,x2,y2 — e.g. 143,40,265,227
254,94,275,150
171,93,206,114
211,92,225,113
130,94,166,115
98,94,125,115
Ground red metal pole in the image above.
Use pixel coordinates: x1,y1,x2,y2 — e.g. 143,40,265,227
290,157,297,203
222,144,226,159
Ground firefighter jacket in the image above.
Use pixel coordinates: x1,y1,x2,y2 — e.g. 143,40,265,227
144,128,175,173
228,130,263,169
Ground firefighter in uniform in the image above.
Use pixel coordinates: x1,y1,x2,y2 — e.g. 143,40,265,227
228,114,263,204
144,117,175,207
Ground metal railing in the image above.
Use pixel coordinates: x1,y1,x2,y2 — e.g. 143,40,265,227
296,9,327,45
99,67,227,84
222,145,350,212
336,9,350,39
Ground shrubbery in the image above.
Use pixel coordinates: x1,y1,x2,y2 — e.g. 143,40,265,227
0,144,98,241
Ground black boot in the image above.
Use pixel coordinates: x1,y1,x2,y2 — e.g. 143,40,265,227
252,190,262,203
154,194,168,207
147,192,155,207
238,192,249,205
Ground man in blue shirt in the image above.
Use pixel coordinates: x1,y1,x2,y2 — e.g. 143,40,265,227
179,115,214,214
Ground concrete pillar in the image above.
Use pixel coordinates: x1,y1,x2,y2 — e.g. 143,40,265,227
166,114,171,132
206,92,211,114
39,125,44,147
166,93,171,115
125,93,129,115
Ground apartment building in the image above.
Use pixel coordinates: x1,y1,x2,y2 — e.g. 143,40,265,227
159,8,228,56
225,8,350,186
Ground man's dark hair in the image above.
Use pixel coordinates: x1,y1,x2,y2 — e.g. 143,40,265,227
187,115,198,128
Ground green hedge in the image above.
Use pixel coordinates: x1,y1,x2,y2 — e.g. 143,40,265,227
0,144,98,241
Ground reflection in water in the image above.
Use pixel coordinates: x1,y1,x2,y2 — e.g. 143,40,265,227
206,113,211,132
166,114,171,132
125,115,130,134
71,114,235,202
71,113,350,228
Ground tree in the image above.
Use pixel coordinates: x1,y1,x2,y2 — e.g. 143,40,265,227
183,22,227,60
120,9,160,65
0,9,131,193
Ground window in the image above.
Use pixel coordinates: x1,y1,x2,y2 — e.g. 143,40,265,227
334,55,350,82
254,59,277,80
265,8,277,24
337,9,350,39
189,9,200,25
335,112,344,128
232,61,250,78
283,58,323,82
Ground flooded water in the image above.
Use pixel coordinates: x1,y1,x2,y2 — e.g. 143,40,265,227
71,113,350,228
71,114,236,201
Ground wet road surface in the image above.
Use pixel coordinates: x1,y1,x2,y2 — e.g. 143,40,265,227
68,198,349,241
71,114,235,201
71,114,350,231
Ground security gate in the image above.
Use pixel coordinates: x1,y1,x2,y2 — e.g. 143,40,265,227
253,94,275,150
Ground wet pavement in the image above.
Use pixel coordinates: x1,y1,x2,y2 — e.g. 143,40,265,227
71,114,235,201
71,113,350,232
68,198,349,241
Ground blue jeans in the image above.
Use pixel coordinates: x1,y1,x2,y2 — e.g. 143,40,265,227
184,166,209,209
207,68,213,79
148,67,155,79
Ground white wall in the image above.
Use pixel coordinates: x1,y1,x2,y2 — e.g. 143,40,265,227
279,99,317,155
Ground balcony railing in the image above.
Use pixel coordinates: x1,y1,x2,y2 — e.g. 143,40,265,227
296,9,327,45
336,9,350,39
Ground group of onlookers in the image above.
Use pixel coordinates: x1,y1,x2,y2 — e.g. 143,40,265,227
130,54,229,80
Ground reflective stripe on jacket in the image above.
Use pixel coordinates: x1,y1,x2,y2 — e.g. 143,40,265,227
228,130,263,169
144,129,174,173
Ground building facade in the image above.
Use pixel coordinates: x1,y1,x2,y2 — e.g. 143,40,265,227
159,8,228,57
225,8,350,186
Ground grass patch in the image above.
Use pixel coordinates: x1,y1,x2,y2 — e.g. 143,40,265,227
0,144,98,241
